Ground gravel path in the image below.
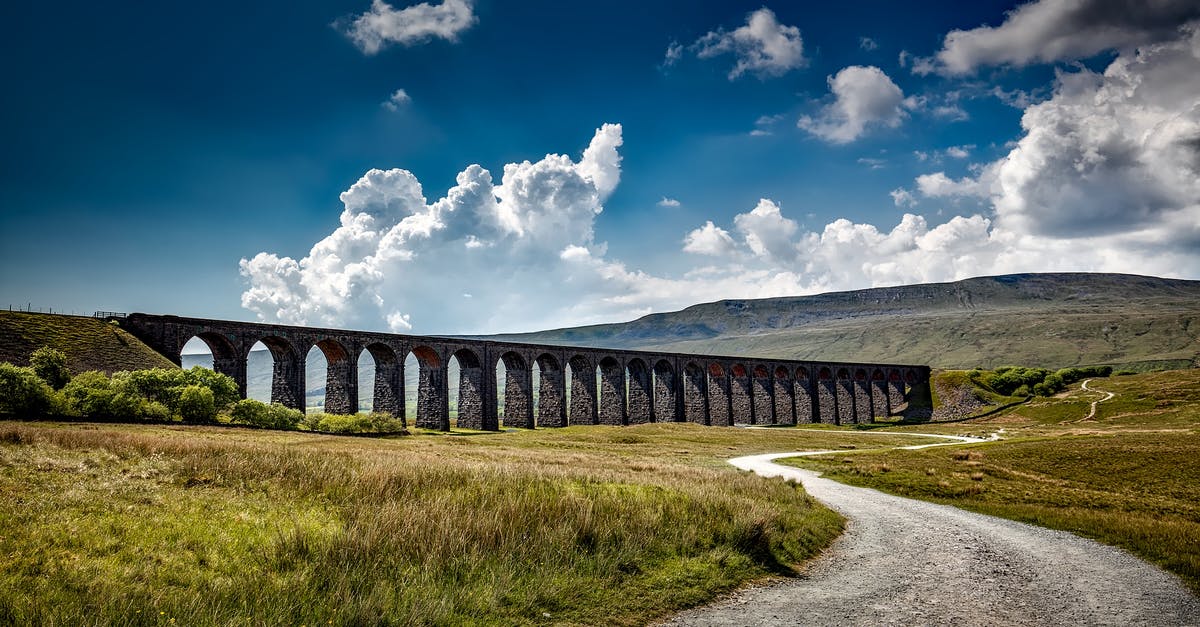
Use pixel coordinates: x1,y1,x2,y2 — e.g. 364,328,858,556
663,437,1200,627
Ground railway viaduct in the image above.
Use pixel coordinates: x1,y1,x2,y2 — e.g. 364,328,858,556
121,313,932,431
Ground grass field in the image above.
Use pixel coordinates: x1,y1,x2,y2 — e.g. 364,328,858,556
782,369,1200,593
0,422,947,625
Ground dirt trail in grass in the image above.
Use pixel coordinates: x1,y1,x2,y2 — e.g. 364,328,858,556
664,433,1200,627
1078,379,1116,421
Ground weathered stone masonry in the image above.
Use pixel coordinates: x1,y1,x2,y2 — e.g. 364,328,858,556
122,313,931,431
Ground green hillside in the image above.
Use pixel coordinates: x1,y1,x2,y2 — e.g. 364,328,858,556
0,312,174,373
487,273,1200,370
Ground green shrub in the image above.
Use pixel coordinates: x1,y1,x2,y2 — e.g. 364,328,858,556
177,385,216,423
229,400,303,430
0,363,63,417
30,346,71,390
113,367,238,416
1013,384,1031,397
312,412,406,434
62,371,171,422
267,403,304,430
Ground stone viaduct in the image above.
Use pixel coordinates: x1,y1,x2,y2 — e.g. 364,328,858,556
121,313,932,431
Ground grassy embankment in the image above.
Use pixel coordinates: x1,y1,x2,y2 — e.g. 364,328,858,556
0,312,173,373
783,368,1200,592
0,422,943,625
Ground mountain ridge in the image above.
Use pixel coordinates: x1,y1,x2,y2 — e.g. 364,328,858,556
481,273,1200,370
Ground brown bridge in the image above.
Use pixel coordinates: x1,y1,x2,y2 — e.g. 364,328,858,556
121,313,932,431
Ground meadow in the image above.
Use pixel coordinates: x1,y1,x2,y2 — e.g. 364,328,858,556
0,422,940,626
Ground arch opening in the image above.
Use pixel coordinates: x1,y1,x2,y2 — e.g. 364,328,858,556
309,339,354,415
729,363,752,425
409,346,447,430
683,362,707,425
451,348,486,430
363,342,401,417
773,366,794,426
247,336,301,411
498,351,533,429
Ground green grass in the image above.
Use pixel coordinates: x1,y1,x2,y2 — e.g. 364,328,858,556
0,312,174,374
0,422,904,626
782,368,1200,593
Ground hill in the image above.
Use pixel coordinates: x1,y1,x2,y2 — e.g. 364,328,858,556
0,311,174,373
485,273,1200,370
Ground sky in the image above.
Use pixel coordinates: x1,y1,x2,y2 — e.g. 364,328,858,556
2,0,1199,335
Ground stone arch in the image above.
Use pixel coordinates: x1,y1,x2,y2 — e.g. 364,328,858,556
653,359,678,422
626,358,651,424
683,362,707,425
181,332,243,398
752,365,773,425
535,353,566,427
853,368,873,423
870,368,889,419
773,366,795,426
707,362,731,426
567,355,596,426
498,351,533,429
251,335,303,411
307,338,355,415
887,368,906,413
597,356,625,425
409,345,447,430
451,347,485,430
835,367,856,424
794,366,815,424
815,366,838,425
729,364,752,424
362,342,402,418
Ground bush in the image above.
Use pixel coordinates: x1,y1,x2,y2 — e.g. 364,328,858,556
0,363,63,417
310,412,406,434
228,399,303,430
177,385,216,423
61,371,171,422
30,347,71,390
1012,384,1031,397
113,367,239,416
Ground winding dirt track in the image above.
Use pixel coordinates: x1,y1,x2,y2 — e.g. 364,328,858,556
663,434,1200,627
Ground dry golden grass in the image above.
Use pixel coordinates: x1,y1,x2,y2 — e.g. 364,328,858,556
0,421,918,626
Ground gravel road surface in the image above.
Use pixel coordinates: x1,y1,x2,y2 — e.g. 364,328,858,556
663,444,1199,626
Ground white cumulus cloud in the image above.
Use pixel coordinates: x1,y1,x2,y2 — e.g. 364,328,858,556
799,65,913,144
692,7,805,79
337,0,477,55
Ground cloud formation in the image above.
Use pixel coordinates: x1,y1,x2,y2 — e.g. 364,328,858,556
917,21,1200,245
919,0,1200,75
688,8,805,79
381,88,411,111
337,0,476,55
241,124,625,333
799,66,913,143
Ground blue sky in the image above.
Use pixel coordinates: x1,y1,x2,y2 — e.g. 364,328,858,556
2,1,1198,334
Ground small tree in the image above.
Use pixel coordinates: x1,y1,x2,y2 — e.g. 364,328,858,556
30,346,71,390
177,385,216,423
0,364,60,416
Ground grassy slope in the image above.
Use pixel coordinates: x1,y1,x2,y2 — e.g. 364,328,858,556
782,369,1200,593
0,312,174,373
488,273,1200,370
0,423,952,626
